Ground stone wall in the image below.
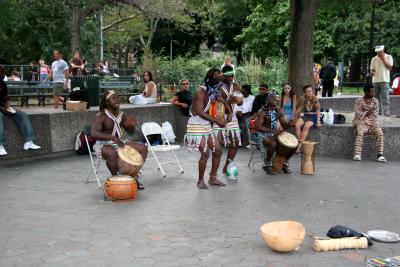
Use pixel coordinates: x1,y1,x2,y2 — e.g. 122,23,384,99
1,104,185,160
320,95,400,115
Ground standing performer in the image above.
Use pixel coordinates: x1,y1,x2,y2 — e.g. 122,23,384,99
185,68,226,189
218,65,243,173
353,84,386,162
91,91,148,189
255,93,291,175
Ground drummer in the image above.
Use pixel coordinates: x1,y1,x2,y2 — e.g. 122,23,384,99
91,91,148,190
218,65,243,173
255,92,291,175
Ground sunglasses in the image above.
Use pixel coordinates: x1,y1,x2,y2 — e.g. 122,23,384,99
181,82,189,85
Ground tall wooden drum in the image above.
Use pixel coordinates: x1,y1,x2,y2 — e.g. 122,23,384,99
301,141,318,174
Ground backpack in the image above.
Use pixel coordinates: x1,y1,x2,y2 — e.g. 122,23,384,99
75,131,96,155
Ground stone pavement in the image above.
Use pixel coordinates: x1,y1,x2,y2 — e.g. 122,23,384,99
1,148,400,267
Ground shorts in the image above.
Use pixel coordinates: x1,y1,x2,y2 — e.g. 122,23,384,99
52,82,65,96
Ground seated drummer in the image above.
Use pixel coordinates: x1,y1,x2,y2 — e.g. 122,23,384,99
91,91,148,189
255,92,291,175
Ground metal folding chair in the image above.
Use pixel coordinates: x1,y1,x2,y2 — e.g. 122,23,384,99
141,122,184,178
247,119,266,172
82,125,103,188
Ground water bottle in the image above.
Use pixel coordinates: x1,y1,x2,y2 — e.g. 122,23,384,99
226,159,238,180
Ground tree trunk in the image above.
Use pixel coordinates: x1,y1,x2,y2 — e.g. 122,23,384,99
349,54,361,82
71,5,82,52
124,46,129,69
288,0,319,96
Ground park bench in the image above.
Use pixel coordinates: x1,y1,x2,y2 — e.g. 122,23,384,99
6,81,69,107
99,80,140,102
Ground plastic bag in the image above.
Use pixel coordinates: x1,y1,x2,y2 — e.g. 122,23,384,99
162,121,176,143
323,109,335,125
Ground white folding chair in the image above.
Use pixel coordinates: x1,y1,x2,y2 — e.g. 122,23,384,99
82,125,103,188
141,122,184,178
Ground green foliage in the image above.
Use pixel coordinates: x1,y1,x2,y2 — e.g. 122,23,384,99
235,1,290,59
0,0,70,63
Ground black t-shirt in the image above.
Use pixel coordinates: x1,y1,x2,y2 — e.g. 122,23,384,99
175,90,192,116
251,94,264,115
319,63,336,81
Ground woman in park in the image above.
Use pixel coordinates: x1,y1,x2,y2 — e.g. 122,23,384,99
278,83,296,126
129,71,158,105
295,85,321,153
39,59,51,82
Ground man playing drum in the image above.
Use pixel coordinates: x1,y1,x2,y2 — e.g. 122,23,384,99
185,68,227,189
255,92,292,175
91,91,148,190
217,65,243,173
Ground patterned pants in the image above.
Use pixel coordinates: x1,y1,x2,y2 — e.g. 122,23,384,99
354,124,384,156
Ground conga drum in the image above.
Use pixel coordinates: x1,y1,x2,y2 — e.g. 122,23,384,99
272,132,299,172
301,141,318,174
103,175,137,201
117,145,144,177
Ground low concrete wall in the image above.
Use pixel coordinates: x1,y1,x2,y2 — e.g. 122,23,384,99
320,95,400,115
1,104,186,160
2,104,399,161
307,125,400,160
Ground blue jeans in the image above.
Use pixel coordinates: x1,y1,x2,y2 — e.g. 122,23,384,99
0,110,33,145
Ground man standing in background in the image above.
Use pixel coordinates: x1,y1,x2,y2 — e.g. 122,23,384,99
319,57,336,97
48,49,69,109
370,45,393,116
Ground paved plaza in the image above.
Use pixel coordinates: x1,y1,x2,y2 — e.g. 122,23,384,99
1,148,400,267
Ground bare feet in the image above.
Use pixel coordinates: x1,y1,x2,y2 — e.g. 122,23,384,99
197,180,208,189
208,175,226,186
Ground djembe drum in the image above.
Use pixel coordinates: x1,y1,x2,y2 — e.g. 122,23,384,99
272,132,299,172
117,145,144,177
301,141,318,174
103,175,137,201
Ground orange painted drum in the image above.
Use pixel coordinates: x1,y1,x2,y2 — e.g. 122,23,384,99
103,175,137,201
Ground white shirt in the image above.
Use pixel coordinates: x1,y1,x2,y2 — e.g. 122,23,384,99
370,54,393,83
3,75,8,81
51,59,69,83
234,94,255,114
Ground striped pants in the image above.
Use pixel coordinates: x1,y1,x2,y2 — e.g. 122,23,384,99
354,124,384,156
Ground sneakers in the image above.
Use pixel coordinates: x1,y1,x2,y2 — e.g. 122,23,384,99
23,141,41,150
353,154,387,163
0,145,7,156
376,155,387,163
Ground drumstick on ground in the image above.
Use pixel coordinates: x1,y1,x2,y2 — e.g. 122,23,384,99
313,237,368,252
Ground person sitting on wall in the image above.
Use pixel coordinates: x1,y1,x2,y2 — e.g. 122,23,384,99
353,84,386,162
0,65,41,156
170,78,192,116
129,71,158,105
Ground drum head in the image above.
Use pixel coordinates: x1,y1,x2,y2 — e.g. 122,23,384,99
108,175,134,182
117,146,144,166
367,230,400,243
277,132,298,148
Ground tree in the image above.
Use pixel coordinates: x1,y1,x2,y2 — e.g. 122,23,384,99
288,0,319,96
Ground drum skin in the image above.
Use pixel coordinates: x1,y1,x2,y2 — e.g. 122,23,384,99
103,176,137,201
117,146,144,177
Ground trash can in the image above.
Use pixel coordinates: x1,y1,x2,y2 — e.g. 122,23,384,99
71,76,100,107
